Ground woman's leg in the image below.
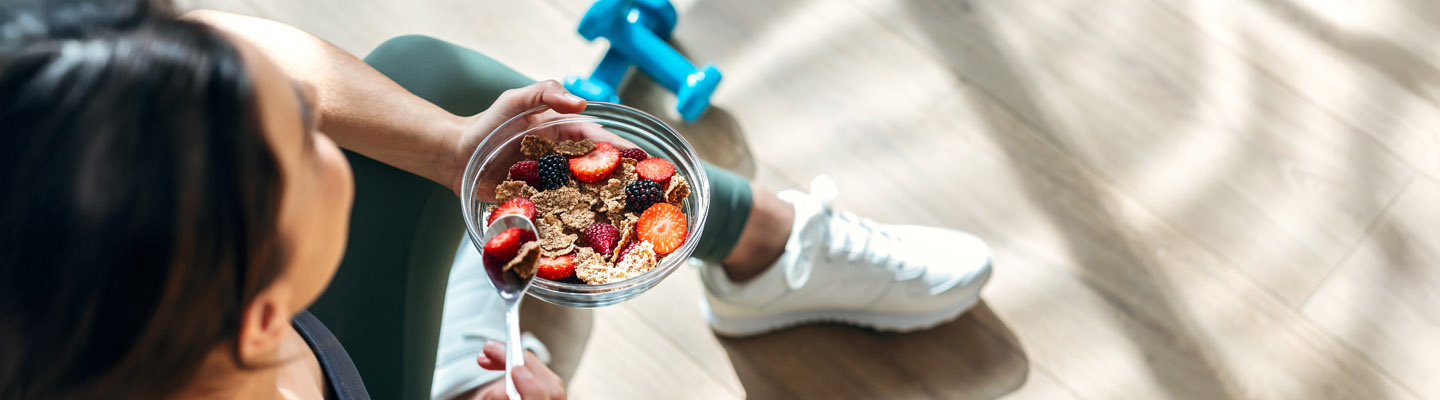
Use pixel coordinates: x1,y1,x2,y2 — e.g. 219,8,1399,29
314,33,791,399
315,34,766,400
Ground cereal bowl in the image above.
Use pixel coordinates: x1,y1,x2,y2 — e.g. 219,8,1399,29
460,102,709,308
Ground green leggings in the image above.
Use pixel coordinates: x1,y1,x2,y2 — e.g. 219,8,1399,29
306,35,754,399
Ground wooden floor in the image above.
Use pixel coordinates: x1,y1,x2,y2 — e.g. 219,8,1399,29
180,0,1440,398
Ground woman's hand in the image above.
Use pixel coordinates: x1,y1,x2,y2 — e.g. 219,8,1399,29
470,340,566,400
446,80,634,197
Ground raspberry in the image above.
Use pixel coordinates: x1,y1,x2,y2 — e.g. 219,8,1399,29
583,223,620,256
616,240,641,261
508,160,540,187
537,154,570,190
618,148,649,161
625,179,664,212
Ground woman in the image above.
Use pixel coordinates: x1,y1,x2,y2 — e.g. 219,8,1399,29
1,0,993,398
0,1,565,398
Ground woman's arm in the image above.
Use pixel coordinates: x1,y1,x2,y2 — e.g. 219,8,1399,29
184,10,588,194
187,10,464,187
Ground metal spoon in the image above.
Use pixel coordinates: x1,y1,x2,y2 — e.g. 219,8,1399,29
480,214,539,400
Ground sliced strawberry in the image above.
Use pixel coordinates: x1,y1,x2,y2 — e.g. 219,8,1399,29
486,197,536,225
637,203,687,255
568,142,620,183
508,160,541,187
536,254,576,280
635,158,675,184
618,148,649,161
483,227,528,261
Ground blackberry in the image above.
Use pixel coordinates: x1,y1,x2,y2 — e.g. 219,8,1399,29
625,179,664,211
537,154,570,190
558,275,586,285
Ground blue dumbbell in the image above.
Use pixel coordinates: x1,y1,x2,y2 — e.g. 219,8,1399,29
563,0,675,104
565,0,722,122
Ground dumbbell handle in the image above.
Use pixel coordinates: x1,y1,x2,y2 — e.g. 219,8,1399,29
610,20,694,93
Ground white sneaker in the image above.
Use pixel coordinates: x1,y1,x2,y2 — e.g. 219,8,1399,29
700,175,993,337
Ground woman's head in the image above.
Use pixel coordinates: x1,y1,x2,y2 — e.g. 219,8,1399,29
0,0,353,398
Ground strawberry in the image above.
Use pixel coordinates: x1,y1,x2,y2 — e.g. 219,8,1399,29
618,148,649,161
486,197,536,225
637,203,687,254
536,254,576,280
483,227,531,261
508,160,541,187
568,142,620,183
635,158,675,184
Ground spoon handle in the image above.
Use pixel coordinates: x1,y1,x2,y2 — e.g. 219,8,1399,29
504,298,524,399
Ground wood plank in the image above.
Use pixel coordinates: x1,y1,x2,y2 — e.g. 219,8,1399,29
1303,176,1440,398
768,84,1420,398
234,0,601,80
564,304,741,399
847,0,1416,307
1158,0,1440,194
174,0,260,14
545,0,961,167
606,265,745,396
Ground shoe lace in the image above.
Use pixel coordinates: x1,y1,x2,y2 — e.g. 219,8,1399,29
821,211,924,280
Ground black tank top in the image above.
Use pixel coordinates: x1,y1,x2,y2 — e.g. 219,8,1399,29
293,311,371,400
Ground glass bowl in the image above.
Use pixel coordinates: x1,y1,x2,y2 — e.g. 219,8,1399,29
460,102,709,308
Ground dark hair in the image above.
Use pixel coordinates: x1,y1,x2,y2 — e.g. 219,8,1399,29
0,1,289,398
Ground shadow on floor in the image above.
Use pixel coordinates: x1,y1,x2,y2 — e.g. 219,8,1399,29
612,46,758,179
716,302,1030,399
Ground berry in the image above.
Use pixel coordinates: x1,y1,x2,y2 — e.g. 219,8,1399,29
486,197,536,225
508,160,541,187
625,179,664,212
618,148,649,161
637,203,687,255
537,155,570,190
568,142,620,183
559,275,586,284
483,227,534,261
583,223,621,256
536,254,576,280
636,158,675,184
616,240,641,261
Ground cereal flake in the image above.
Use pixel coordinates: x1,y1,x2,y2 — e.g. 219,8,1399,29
560,208,596,231
664,175,689,206
617,241,659,276
495,180,537,203
503,241,541,279
531,186,585,216
552,140,596,156
538,214,577,256
521,136,554,159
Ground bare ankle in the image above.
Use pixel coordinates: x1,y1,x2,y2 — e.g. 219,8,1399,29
720,184,793,283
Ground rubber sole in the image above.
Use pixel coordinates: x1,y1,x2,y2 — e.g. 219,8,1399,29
701,294,981,338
